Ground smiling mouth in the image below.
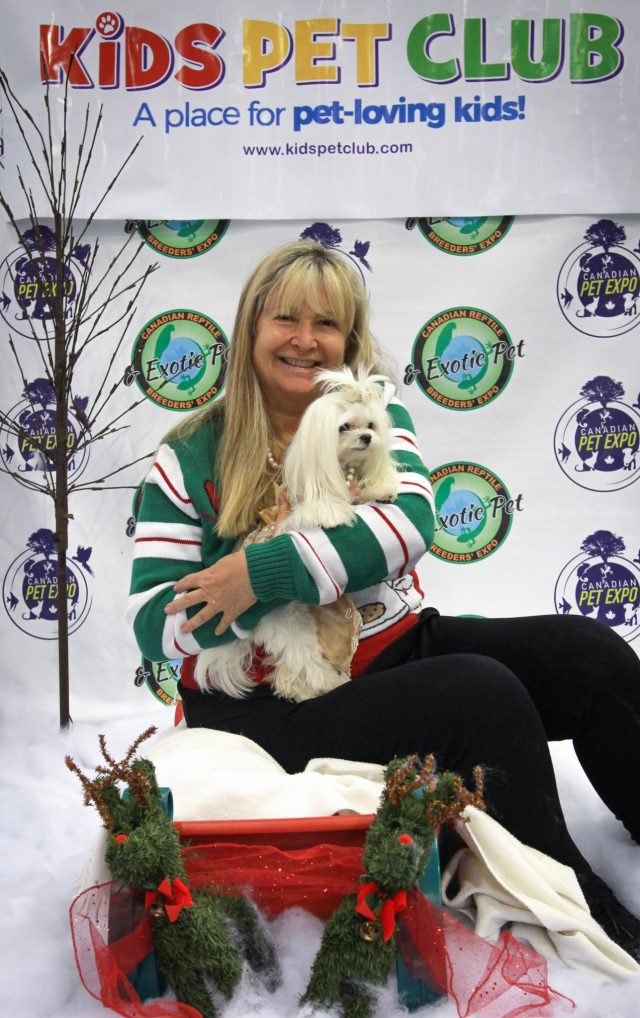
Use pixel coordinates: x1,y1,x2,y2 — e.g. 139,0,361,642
280,357,320,369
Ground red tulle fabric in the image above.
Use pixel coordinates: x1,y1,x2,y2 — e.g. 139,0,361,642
69,842,574,1018
69,882,200,1018
400,888,575,1016
183,839,364,918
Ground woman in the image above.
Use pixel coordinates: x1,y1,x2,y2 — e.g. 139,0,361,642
129,240,640,957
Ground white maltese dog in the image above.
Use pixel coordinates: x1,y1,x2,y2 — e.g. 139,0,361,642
194,366,400,702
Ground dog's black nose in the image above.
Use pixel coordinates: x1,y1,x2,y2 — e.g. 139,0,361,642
360,434,372,446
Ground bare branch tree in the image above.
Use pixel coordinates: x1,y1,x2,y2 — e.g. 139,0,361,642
0,65,158,728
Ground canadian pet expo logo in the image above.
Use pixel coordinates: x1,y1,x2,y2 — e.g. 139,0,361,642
405,307,524,410
556,218,640,338
430,462,523,563
127,309,229,411
3,529,93,638
0,225,89,341
554,375,640,491
555,530,640,643
0,378,91,485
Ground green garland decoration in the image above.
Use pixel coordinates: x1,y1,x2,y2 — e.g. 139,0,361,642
66,727,280,1018
300,754,486,1018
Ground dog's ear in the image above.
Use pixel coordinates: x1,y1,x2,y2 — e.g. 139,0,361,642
283,395,353,523
354,403,400,502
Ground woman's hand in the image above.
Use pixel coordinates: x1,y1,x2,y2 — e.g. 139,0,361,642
164,550,257,636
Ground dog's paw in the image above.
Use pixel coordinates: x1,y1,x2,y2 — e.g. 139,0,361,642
358,482,400,505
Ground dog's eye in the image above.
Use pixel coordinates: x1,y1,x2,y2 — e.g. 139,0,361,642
339,423,352,432
367,422,376,430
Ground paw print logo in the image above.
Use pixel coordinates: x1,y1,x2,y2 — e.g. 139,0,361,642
96,12,124,39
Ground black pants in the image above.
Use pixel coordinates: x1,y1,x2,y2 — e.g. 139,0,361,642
180,612,640,876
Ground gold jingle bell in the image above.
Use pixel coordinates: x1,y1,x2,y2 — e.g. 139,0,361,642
148,902,165,919
360,919,381,942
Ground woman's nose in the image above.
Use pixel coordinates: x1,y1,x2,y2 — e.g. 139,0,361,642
291,318,317,347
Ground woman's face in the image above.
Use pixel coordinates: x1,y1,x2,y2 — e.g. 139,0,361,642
252,298,347,415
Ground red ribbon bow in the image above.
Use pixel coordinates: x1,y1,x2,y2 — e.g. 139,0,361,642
355,881,408,942
145,876,194,923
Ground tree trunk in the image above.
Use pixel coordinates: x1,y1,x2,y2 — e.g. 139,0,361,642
53,212,70,728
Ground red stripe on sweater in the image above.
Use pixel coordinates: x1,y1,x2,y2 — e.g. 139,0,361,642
411,569,424,599
395,434,419,450
152,461,192,505
204,479,219,514
400,478,432,496
135,536,201,547
297,532,341,599
370,504,409,574
180,655,198,689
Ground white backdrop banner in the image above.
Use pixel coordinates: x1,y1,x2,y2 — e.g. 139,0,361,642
0,215,638,717
1,0,638,218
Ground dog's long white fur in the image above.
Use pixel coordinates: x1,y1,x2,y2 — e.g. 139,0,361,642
194,367,400,702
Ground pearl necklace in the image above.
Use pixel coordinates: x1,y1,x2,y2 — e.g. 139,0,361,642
267,449,355,487
266,449,281,472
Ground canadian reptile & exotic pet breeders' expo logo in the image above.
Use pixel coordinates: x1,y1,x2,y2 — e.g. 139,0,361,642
556,218,640,338
3,528,93,639
405,306,523,410
127,308,228,411
555,529,640,643
126,510,183,707
0,377,91,486
430,461,523,564
135,657,182,707
406,216,515,256
554,375,640,491
129,219,230,259
0,225,89,341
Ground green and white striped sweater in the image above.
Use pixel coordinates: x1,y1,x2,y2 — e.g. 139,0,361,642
127,384,435,682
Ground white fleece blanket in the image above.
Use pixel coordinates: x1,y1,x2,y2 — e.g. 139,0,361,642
441,806,639,981
80,725,639,982
148,724,386,819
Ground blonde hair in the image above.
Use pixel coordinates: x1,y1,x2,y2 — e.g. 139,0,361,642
173,240,388,538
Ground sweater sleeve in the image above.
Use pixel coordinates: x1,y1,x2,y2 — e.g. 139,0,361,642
244,394,434,606
127,440,284,662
